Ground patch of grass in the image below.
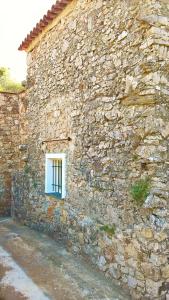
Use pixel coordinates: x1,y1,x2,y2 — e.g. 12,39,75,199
100,224,116,236
130,177,151,206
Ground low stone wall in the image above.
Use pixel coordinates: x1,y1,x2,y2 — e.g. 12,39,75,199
0,92,20,216
13,0,169,299
0,91,26,216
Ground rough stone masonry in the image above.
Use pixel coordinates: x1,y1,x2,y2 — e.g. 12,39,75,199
0,92,21,216
1,0,169,298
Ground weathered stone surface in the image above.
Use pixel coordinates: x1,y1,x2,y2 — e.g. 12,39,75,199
104,246,115,263
140,228,154,240
97,256,107,271
125,243,139,259
128,276,137,289
141,262,161,281
0,92,24,216
146,279,163,298
109,263,121,280
161,266,169,279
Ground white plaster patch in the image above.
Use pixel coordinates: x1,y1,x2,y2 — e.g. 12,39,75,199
0,246,50,300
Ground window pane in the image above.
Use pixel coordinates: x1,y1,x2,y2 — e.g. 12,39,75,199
51,159,62,196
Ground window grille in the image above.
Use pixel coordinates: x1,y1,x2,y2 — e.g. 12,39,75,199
52,159,62,197
45,153,66,199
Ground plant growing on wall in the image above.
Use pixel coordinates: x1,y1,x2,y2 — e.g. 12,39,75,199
100,224,116,236
130,177,151,206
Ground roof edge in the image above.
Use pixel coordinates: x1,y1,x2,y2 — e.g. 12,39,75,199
19,0,74,52
0,90,26,96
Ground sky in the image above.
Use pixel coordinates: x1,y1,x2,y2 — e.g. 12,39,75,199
0,0,56,82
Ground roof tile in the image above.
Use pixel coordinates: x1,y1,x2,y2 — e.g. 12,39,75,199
19,0,73,51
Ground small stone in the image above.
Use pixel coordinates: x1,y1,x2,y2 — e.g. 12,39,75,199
104,246,115,263
140,228,153,239
72,245,80,254
21,156,28,162
150,214,166,229
118,31,128,41
88,17,93,31
109,263,121,280
62,40,69,53
127,276,137,288
97,256,106,270
161,123,169,138
125,243,138,258
68,19,76,30
146,279,163,297
166,294,169,300
155,231,168,242
78,232,84,245
135,271,144,281
141,262,160,281
75,56,83,68
161,265,169,279
19,144,27,151
150,254,168,266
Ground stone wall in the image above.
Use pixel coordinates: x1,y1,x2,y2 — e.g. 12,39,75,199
13,0,169,298
0,92,20,216
0,91,26,216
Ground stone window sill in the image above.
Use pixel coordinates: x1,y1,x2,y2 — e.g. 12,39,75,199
45,193,62,199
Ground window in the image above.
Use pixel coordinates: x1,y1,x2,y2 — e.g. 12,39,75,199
45,153,66,199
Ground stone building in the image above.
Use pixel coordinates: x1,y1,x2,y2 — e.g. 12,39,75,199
1,0,169,298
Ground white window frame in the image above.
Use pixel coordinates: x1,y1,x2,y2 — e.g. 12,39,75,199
45,153,66,199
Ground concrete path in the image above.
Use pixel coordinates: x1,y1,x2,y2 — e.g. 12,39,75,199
0,218,131,300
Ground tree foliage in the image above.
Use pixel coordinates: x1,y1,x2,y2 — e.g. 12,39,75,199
0,67,24,93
